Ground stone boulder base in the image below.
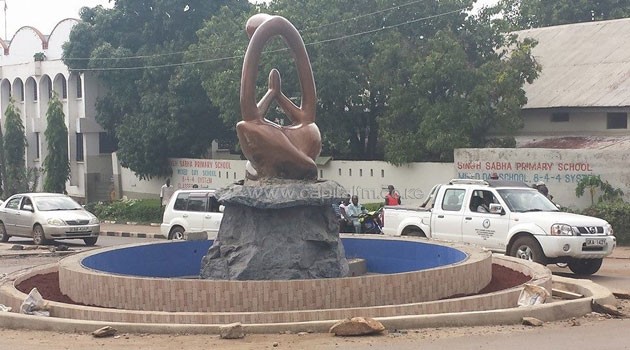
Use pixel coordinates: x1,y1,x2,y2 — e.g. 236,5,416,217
200,180,349,280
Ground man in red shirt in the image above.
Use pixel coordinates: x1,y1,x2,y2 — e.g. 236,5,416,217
385,185,401,206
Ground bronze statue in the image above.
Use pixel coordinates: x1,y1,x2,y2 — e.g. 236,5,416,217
237,14,321,181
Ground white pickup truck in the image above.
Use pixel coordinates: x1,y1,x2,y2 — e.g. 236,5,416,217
382,179,616,275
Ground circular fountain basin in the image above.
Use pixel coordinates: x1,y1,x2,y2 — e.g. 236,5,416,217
0,235,556,327
57,236,490,315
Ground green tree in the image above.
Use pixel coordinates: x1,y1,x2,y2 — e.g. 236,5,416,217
576,175,624,206
63,0,250,179
43,93,70,193
373,2,540,163
498,0,630,29
196,0,539,162
3,98,28,196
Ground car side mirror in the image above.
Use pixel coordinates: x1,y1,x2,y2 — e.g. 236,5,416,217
22,204,33,212
489,203,502,214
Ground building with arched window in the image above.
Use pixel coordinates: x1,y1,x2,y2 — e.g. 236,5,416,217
0,19,112,203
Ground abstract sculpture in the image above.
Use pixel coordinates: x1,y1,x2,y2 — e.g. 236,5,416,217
237,14,321,181
200,14,348,280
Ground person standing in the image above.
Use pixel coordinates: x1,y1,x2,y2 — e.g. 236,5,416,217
385,185,401,206
534,181,554,201
338,195,352,232
160,178,175,208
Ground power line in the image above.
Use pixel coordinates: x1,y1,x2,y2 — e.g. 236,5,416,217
62,0,455,62
69,7,466,72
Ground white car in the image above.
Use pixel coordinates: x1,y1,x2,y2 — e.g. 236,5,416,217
160,189,223,240
0,193,100,246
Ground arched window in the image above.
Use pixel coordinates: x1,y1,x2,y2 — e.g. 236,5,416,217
62,78,67,99
25,77,37,102
1,79,11,108
47,78,52,99
54,74,67,99
76,75,83,98
13,79,25,102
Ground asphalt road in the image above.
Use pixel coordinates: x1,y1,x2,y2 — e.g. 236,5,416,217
0,235,161,274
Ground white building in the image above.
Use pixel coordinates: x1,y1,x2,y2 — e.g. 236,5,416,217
515,18,630,150
0,19,113,203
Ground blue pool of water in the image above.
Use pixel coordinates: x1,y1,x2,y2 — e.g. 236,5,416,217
81,238,467,278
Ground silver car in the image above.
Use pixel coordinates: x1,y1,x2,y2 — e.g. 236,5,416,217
0,193,100,246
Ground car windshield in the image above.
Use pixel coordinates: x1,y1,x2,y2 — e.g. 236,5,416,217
32,196,83,211
497,188,559,213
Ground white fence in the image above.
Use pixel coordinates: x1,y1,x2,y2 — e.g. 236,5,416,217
113,147,630,210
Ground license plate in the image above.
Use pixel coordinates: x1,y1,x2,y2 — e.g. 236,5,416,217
585,238,606,246
70,226,91,232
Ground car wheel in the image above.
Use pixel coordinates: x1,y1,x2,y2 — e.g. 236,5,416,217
509,236,547,265
83,237,98,246
403,228,426,237
0,222,9,242
169,226,185,240
568,258,603,275
32,225,50,245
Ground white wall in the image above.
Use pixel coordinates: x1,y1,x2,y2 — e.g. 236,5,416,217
454,148,630,209
117,157,455,206
319,160,453,205
116,147,630,210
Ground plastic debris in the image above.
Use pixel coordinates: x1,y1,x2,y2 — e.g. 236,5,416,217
20,288,50,316
518,284,551,307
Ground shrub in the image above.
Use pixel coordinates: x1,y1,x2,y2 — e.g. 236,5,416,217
86,198,162,223
581,201,630,245
125,199,162,223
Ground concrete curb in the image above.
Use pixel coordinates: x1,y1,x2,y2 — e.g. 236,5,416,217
0,275,614,335
99,231,167,240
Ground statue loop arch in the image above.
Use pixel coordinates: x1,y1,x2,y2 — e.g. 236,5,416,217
237,14,321,181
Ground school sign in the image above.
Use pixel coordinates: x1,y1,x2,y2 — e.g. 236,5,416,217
454,148,630,209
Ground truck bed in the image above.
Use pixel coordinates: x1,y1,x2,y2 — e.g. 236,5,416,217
385,205,431,212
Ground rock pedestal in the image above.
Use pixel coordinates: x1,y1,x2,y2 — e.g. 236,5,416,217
200,180,349,280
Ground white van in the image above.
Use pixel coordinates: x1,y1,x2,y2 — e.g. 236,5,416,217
160,189,223,240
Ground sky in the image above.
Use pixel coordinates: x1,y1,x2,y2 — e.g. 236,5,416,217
1,0,500,40
1,0,113,39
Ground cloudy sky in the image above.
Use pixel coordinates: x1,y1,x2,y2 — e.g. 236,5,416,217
2,0,500,40
1,0,113,39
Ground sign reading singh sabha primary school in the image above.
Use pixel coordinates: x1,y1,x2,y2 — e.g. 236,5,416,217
454,148,630,208
169,158,246,189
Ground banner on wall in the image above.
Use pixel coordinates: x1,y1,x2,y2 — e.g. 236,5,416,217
169,158,246,189
454,148,630,208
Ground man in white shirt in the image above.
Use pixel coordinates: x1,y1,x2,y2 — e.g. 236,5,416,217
160,179,175,208
338,195,352,232
345,195,366,233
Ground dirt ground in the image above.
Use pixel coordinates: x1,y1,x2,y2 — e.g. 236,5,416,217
0,301,628,350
